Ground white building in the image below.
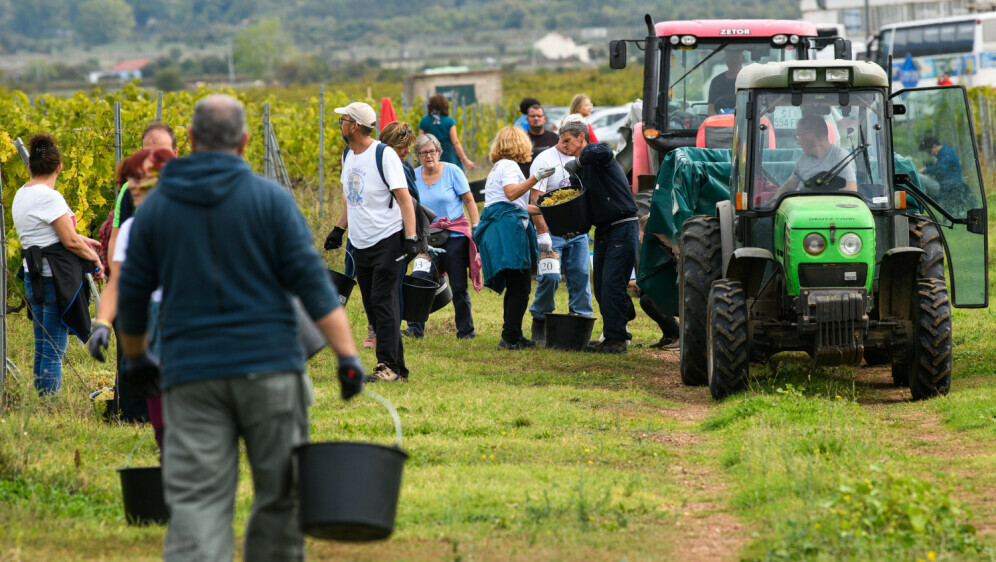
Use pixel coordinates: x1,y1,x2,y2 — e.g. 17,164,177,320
533,33,591,63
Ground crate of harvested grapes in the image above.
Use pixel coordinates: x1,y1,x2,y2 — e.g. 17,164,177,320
537,182,590,239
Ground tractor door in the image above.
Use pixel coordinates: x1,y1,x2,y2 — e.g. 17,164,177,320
891,86,989,307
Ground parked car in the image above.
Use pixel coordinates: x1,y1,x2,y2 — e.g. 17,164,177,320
543,106,569,133
589,104,633,149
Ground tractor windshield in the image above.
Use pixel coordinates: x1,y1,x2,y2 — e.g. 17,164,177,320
665,42,802,132
751,90,890,210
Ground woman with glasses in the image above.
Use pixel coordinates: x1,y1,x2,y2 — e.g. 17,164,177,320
418,94,475,171
404,134,482,339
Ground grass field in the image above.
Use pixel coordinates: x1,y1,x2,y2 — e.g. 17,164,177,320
2,206,996,560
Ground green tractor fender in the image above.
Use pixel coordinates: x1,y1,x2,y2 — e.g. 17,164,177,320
727,248,783,299
877,247,924,320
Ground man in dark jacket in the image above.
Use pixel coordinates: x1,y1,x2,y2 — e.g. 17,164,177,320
117,94,366,561
562,120,639,353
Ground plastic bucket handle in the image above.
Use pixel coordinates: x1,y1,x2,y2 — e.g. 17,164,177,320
361,390,403,448
124,430,153,468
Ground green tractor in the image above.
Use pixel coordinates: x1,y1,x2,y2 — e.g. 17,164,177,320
637,59,989,400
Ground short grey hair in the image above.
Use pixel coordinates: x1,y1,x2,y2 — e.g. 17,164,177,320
559,120,589,141
414,134,442,163
191,94,247,152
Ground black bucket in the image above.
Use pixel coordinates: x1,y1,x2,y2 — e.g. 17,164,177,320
118,433,169,525
328,269,355,307
90,388,118,422
545,313,597,351
296,391,407,541
538,183,590,239
429,278,453,314
401,275,438,322
469,178,486,203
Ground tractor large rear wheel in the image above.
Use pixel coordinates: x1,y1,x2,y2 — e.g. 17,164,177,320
910,215,945,280
678,216,723,386
707,280,750,400
906,279,953,400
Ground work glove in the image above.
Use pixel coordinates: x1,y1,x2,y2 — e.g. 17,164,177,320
324,226,345,250
88,321,112,362
537,232,553,253
122,351,161,398
564,159,580,174
403,236,420,261
535,167,556,180
337,355,366,400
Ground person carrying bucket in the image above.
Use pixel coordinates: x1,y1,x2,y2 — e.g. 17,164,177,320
116,95,366,561
561,119,639,354
526,113,594,344
324,102,419,382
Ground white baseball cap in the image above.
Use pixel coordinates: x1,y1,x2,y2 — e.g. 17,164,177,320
334,102,377,128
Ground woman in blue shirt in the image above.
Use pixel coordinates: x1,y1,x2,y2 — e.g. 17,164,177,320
404,134,481,339
418,94,475,171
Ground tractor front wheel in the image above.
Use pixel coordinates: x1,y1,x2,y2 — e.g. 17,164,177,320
679,216,723,386
707,279,750,400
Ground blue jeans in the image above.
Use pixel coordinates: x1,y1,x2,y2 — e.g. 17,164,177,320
530,233,593,320
592,221,638,341
25,276,67,396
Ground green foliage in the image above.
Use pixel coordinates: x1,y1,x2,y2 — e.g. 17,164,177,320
765,466,992,560
153,67,185,92
73,0,135,46
233,19,293,80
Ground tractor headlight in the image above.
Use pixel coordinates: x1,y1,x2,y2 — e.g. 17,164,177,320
839,233,862,256
669,36,680,45
792,68,817,83
680,35,697,46
772,34,788,46
826,68,851,83
804,233,826,255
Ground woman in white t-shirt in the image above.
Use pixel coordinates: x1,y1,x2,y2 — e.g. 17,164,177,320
479,127,554,350
12,134,103,396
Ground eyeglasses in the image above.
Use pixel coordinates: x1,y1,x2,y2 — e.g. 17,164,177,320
418,149,439,158
400,123,412,134
338,116,356,126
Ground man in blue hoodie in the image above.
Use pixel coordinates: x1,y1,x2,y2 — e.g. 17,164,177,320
117,94,366,561
562,120,639,354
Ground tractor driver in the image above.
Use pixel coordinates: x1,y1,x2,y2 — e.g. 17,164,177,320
707,49,744,116
777,115,857,197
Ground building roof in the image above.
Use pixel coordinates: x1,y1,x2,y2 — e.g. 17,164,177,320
110,59,150,72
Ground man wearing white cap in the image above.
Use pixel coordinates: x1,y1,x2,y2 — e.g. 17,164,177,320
325,102,417,382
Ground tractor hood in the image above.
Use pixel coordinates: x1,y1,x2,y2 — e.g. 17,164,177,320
776,196,875,230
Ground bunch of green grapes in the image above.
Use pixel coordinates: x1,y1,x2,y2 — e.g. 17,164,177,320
540,188,580,207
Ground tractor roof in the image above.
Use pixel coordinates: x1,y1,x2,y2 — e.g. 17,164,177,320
735,60,889,90
654,19,818,38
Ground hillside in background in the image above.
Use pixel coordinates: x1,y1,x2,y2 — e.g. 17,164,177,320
0,0,800,54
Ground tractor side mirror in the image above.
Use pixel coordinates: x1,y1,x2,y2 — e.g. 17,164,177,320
893,103,906,115
609,41,627,69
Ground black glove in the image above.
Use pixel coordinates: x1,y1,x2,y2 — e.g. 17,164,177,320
324,226,345,250
337,355,366,400
564,159,580,174
403,236,419,261
122,351,161,398
88,321,112,362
